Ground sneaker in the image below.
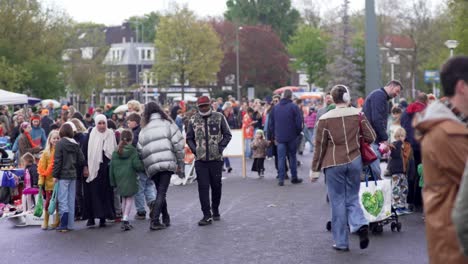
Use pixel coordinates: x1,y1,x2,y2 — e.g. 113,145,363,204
135,211,146,220
395,208,405,216
278,181,284,186
212,214,221,221
150,221,166,231
332,245,349,252
198,216,213,226
121,221,131,231
227,167,232,173
291,178,303,184
357,225,370,249
401,208,413,215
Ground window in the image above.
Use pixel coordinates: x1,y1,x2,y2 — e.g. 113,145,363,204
139,47,154,61
110,48,124,61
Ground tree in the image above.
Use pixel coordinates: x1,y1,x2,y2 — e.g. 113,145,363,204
212,20,290,97
0,0,71,98
154,6,223,100
287,26,327,90
127,12,161,43
326,0,362,95
224,0,301,43
0,57,31,91
448,0,468,55
63,23,108,103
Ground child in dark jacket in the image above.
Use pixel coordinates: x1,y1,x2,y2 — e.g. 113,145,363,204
387,127,414,216
109,129,144,231
53,123,85,232
250,130,270,178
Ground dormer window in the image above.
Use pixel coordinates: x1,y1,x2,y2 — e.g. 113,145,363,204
138,47,154,61
110,48,124,61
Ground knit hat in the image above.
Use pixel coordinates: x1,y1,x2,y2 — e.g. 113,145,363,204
197,96,211,107
255,129,264,137
41,109,49,115
30,114,41,122
20,122,29,130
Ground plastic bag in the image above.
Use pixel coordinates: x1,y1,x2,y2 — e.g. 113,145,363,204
33,188,43,217
48,184,58,215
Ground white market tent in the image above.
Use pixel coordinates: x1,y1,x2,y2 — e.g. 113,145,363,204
0,89,28,105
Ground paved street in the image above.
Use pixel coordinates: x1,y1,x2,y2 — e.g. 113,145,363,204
0,151,428,264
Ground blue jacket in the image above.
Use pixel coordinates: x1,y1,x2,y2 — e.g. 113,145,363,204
362,88,390,143
269,98,303,143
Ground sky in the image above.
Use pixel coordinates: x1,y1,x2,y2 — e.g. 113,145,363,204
40,0,372,26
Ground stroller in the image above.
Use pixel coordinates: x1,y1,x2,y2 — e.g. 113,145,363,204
325,167,402,234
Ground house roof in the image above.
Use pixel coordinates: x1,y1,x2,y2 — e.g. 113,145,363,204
105,22,136,45
379,35,415,50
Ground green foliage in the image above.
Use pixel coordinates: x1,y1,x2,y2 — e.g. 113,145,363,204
0,57,31,91
225,0,300,43
63,22,108,100
287,26,327,88
449,0,468,55
127,12,160,43
154,6,223,98
0,0,71,97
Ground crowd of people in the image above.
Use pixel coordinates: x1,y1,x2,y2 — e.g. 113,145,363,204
0,55,467,263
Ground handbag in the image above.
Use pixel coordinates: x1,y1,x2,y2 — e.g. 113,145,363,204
33,188,43,217
359,113,378,166
48,184,58,215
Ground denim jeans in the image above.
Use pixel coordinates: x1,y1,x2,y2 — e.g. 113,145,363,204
134,171,156,214
307,128,314,153
325,157,369,248
245,138,252,158
277,139,298,182
58,179,76,229
223,157,231,168
368,143,382,180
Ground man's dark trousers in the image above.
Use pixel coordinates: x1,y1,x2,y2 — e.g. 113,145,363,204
195,160,224,217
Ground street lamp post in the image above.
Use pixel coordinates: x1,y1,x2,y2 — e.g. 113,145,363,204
444,40,459,57
235,26,243,101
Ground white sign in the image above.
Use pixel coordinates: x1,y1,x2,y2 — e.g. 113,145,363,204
223,129,244,157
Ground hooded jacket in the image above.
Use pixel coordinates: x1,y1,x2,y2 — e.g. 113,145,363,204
415,101,468,264
269,98,303,143
109,144,144,197
138,113,185,176
52,137,85,180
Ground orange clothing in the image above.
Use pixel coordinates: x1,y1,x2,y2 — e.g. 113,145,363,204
242,114,254,139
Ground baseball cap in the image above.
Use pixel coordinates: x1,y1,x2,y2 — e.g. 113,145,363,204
197,96,211,107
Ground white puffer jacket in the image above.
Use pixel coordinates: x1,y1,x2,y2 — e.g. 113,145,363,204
138,113,185,177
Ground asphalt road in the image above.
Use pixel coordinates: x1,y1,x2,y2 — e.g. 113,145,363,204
0,151,428,264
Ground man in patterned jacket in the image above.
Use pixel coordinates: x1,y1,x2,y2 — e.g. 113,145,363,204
186,96,232,226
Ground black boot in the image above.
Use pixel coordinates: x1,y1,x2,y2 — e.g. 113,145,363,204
212,209,220,221
86,218,96,227
162,206,171,227
150,220,166,230
358,225,370,249
198,216,213,226
99,218,106,228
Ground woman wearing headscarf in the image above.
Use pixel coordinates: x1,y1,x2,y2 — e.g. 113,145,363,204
311,85,376,252
82,114,117,227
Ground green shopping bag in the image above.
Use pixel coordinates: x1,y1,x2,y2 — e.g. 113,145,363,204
48,184,58,215
33,188,43,217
